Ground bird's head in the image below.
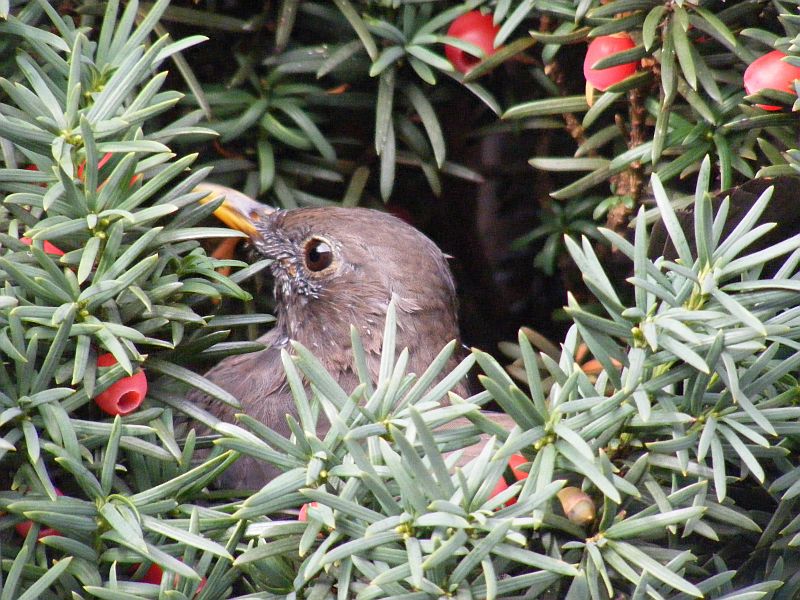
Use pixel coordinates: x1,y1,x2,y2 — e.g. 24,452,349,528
197,184,460,366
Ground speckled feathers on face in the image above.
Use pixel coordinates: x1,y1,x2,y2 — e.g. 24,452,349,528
253,207,461,373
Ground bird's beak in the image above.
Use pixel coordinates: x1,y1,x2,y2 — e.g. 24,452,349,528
194,182,275,238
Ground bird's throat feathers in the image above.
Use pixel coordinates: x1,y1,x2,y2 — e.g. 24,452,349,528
275,284,387,367
276,284,460,378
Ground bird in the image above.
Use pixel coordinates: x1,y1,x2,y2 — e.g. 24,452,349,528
189,184,486,489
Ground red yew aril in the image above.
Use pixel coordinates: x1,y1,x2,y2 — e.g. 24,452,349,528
486,455,530,508
77,152,141,187
583,33,638,91
444,11,500,74
489,476,517,507
140,563,164,585
14,488,63,539
23,164,47,188
490,476,508,497
744,50,800,111
508,453,529,481
137,563,207,594
19,237,65,256
13,520,61,539
298,501,319,522
489,476,515,507
77,152,114,181
94,353,148,416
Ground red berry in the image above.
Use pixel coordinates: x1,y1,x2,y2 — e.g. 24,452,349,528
77,152,113,181
193,577,207,595
508,453,529,481
14,521,61,539
94,353,148,416
490,476,508,497
77,152,140,187
488,475,517,507
19,237,65,256
444,11,500,74
744,50,800,111
298,501,319,522
14,488,63,539
137,562,206,594
140,563,164,585
583,33,638,91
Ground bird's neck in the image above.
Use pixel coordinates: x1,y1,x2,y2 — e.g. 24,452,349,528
274,294,382,370
275,292,460,382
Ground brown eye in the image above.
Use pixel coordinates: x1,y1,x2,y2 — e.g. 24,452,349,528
303,238,334,272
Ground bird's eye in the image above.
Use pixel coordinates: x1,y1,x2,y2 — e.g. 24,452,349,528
303,238,334,272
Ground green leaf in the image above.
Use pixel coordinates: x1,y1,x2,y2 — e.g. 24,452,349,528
145,358,241,408
274,101,336,160
717,423,765,483
405,44,454,73
99,502,147,553
462,37,536,82
493,542,579,577
379,117,396,200
332,0,378,60
375,67,395,155
88,36,171,122
235,536,303,566
529,157,610,172
660,19,677,101
142,515,233,559
605,507,704,539
643,6,666,50
528,26,590,45
31,303,75,394
693,8,737,48
494,0,533,47
504,96,589,119
556,439,621,503
450,522,512,584
369,45,405,77
129,452,237,505
77,236,100,284
15,556,73,600
403,83,445,168
318,530,403,566
0,16,69,52
651,172,693,266
671,17,696,90
605,540,703,596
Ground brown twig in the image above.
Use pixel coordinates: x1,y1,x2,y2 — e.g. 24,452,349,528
606,86,647,235
544,61,594,153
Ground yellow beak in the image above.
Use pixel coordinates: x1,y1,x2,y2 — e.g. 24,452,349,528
194,182,275,238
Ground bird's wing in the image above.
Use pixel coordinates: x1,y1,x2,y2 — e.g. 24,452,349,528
190,328,296,436
186,328,298,489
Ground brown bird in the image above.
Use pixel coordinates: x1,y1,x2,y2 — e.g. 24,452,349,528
191,184,480,489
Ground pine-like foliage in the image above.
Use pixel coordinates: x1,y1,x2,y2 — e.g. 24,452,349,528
0,2,261,597
2,1,800,600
